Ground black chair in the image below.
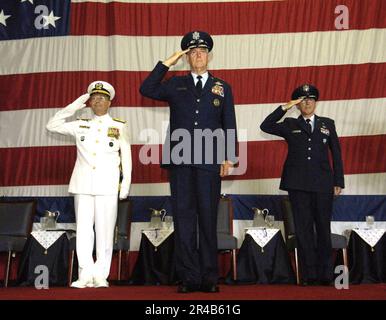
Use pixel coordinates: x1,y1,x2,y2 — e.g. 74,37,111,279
68,199,132,285
113,199,132,281
217,196,238,281
281,197,348,285
0,200,36,287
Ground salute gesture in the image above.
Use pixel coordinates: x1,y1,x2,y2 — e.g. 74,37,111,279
282,97,305,111
162,49,190,67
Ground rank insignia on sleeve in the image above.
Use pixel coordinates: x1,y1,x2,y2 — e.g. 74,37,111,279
107,127,120,139
211,85,224,97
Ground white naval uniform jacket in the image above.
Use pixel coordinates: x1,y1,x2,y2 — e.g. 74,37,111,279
46,102,132,196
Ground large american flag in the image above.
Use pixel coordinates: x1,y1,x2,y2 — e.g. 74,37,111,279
0,0,385,249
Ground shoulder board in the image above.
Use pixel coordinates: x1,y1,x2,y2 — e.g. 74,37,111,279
113,118,126,124
318,117,332,123
211,77,224,86
77,118,91,122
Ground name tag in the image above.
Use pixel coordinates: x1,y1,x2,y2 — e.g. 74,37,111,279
176,87,187,91
79,125,90,129
291,130,301,133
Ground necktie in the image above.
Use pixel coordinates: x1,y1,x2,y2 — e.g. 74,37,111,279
306,119,313,132
196,75,203,94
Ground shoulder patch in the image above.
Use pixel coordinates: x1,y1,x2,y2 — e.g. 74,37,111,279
113,118,126,124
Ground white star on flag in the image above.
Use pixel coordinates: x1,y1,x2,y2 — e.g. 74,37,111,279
42,11,61,28
20,0,34,4
0,10,11,27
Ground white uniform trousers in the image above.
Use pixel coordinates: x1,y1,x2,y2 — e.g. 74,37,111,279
74,194,118,280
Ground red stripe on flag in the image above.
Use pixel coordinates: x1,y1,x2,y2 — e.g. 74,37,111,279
70,0,386,36
1,135,385,186
1,63,385,111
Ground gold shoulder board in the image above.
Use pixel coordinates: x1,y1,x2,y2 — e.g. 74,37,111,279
113,118,126,123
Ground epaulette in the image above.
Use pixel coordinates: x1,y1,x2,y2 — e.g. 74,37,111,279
113,118,126,123
211,77,224,86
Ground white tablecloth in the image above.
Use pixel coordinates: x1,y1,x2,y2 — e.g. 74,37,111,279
142,228,174,250
352,228,386,250
245,227,280,252
31,230,66,253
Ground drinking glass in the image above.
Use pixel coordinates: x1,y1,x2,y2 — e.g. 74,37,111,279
365,215,375,229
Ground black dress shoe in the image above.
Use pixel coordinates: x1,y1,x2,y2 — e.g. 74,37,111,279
177,284,200,293
200,283,220,293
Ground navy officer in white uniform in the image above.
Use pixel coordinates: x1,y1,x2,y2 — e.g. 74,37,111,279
46,81,132,288
260,84,344,285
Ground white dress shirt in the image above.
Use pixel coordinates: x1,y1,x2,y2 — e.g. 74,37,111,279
191,71,209,88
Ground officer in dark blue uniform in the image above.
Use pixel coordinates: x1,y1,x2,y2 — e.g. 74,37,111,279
140,31,237,293
260,84,344,285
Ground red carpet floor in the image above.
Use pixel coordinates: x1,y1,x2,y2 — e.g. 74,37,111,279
0,284,385,300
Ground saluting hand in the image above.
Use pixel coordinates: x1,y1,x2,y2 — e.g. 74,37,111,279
163,49,190,67
73,93,90,109
334,186,342,196
220,161,234,177
282,97,305,111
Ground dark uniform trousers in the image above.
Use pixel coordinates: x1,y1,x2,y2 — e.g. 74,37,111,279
140,62,238,286
170,166,221,285
288,190,334,281
261,106,344,283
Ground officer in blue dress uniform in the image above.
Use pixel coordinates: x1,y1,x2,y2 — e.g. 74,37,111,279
140,31,237,293
260,84,344,285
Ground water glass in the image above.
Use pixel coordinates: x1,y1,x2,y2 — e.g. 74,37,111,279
265,215,275,228
164,216,173,230
365,215,375,229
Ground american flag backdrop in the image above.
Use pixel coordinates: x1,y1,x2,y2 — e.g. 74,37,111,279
0,0,385,250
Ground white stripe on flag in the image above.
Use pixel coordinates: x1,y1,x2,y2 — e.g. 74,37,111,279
1,29,385,75
1,98,385,148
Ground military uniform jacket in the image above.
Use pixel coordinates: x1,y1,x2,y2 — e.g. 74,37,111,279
140,61,238,172
46,103,132,196
260,106,344,193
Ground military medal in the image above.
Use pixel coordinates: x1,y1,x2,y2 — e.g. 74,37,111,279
107,127,120,139
109,142,114,147
320,127,330,136
211,85,224,97
213,98,220,107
